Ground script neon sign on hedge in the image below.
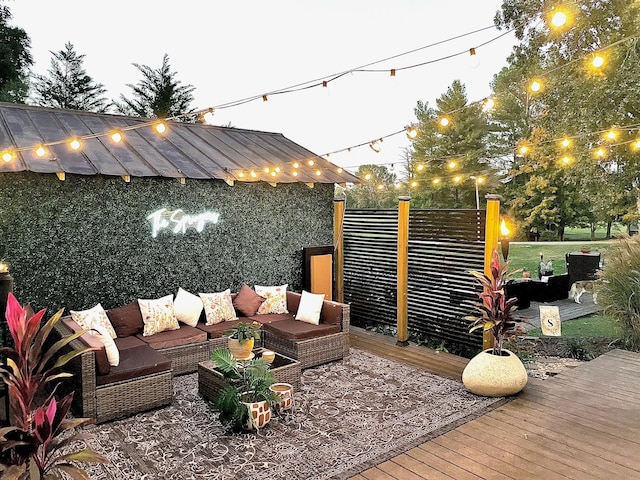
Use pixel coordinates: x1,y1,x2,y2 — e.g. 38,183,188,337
147,208,220,238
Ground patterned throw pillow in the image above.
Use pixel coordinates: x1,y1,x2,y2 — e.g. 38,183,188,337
70,303,117,339
255,284,288,315
199,290,237,325
295,290,325,325
137,294,180,336
174,287,204,327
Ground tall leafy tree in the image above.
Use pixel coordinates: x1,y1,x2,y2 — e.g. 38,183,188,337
116,53,196,121
31,42,110,112
494,0,640,237
409,80,493,208
0,1,32,102
346,164,398,209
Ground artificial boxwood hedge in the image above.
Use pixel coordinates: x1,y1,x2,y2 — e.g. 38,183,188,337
0,172,334,313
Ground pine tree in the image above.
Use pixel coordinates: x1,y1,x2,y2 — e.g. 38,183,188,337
115,53,196,121
31,41,110,112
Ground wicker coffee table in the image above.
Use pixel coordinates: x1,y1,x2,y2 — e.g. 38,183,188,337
198,350,301,402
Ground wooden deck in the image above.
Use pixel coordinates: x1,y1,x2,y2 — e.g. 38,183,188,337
349,329,640,480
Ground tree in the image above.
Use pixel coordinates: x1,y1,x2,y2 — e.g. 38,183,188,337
0,1,32,102
345,164,398,209
408,80,493,208
31,42,110,112
494,0,640,236
116,53,197,121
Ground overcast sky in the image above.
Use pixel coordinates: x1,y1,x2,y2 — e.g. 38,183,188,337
9,0,517,174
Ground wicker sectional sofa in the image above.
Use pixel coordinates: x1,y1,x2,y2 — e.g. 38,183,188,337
54,288,350,423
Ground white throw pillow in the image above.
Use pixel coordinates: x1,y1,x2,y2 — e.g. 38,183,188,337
255,284,288,314
295,290,325,325
138,294,180,336
90,324,120,366
174,287,203,326
70,303,117,339
199,290,238,325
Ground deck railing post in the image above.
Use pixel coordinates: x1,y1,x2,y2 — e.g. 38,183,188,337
333,198,345,303
483,194,502,350
397,196,410,346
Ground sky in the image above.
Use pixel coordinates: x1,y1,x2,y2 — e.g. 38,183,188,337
8,0,517,175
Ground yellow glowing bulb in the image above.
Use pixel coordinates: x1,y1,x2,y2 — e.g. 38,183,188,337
606,129,618,141
453,175,461,183
263,167,270,173
634,139,640,150
433,178,441,185
416,164,424,172
410,181,418,188
70,139,81,150
519,146,529,155
111,131,122,143
250,170,257,178
35,146,46,157
551,10,567,28
2,151,12,162
364,173,372,181
592,55,605,69
275,166,281,173
308,159,315,166
271,171,277,177
561,138,571,148
293,162,299,169
439,117,450,127
337,167,343,174
406,127,418,139
483,98,495,111
561,155,572,165
155,122,167,134
448,161,457,169
292,171,299,177
595,147,607,158
530,80,542,93
476,177,484,184
315,170,321,176
238,172,245,178
377,184,384,190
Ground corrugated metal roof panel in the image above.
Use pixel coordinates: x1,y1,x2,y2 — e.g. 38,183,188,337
0,103,361,184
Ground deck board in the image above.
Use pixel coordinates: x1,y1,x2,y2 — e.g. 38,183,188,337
349,329,640,480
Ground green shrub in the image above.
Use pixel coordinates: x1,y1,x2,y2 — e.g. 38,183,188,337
599,234,640,351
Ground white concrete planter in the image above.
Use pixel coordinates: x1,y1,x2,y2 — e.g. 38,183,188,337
462,348,528,397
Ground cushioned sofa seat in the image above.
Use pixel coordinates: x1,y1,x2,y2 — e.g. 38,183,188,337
137,325,207,350
96,345,171,386
196,318,251,339
262,319,341,340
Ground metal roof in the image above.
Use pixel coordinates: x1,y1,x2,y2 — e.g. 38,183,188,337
0,102,360,185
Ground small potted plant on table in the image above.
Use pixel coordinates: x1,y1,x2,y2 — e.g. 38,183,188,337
224,321,261,360
462,249,530,397
211,348,280,431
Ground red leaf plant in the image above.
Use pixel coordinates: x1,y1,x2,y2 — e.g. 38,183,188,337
465,250,530,355
0,293,108,478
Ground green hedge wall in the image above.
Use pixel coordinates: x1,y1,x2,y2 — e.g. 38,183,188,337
0,173,334,313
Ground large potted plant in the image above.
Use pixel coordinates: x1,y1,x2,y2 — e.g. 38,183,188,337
0,293,108,478
211,348,280,432
462,250,530,397
224,321,261,360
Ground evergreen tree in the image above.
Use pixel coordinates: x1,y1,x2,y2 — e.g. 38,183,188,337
409,80,492,208
346,164,398,209
116,53,196,121
31,42,110,112
0,1,32,102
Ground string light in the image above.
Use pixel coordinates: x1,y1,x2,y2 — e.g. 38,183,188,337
406,126,418,139
155,122,167,134
594,147,607,159
550,10,568,28
448,160,457,169
111,131,123,143
69,138,81,150
529,79,543,93
560,138,572,148
2,151,12,162
438,117,450,127
35,145,46,157
591,54,605,69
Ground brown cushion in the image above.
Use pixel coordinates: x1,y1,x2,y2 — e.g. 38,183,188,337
136,325,207,350
232,284,265,317
196,318,248,339
248,313,294,324
106,301,144,337
262,318,340,340
114,335,147,351
318,301,343,326
96,345,171,386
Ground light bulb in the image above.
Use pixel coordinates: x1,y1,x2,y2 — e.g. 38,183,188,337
111,131,122,143
439,117,450,127
2,151,12,162
482,97,495,112
410,181,418,188
70,139,81,150
364,173,372,181
35,146,46,157
592,55,605,69
551,11,567,28
561,138,571,148
155,122,167,134
530,80,542,93
448,161,457,169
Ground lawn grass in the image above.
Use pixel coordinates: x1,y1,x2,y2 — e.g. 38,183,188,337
528,314,619,338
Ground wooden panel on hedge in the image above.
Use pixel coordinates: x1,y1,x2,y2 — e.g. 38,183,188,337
343,208,485,349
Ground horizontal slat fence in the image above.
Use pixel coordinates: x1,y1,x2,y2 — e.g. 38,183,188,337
343,209,485,349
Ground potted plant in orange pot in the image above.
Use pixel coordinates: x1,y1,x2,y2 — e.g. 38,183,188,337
224,321,261,360
462,250,530,397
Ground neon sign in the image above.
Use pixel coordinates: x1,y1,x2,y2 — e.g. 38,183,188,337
147,208,220,238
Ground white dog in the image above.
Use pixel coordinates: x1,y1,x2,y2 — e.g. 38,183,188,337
568,280,599,304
